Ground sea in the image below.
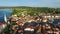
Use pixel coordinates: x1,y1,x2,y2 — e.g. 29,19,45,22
0,9,12,22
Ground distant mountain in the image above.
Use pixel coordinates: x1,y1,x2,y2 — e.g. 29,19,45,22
0,6,56,8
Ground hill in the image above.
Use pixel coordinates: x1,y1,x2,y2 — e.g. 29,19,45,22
0,6,60,16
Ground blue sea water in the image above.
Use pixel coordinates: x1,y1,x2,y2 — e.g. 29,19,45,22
53,19,60,24
0,9,12,22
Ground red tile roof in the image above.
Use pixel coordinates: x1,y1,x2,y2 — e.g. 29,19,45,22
0,22,3,25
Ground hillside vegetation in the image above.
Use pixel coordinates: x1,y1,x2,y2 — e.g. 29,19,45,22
0,6,60,16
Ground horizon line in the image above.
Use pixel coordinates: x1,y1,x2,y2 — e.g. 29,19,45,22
0,6,59,8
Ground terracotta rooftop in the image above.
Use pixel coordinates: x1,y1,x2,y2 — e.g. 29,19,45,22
0,22,3,25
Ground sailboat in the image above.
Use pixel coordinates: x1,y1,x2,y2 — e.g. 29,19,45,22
4,14,7,23
4,14,10,24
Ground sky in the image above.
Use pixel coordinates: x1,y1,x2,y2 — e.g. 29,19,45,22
0,0,60,8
